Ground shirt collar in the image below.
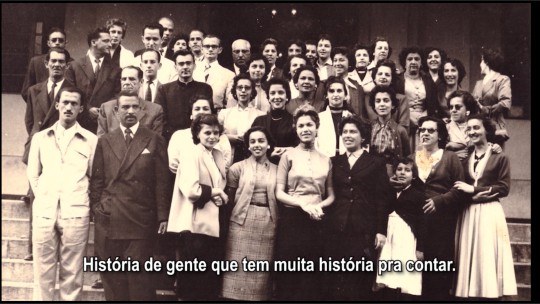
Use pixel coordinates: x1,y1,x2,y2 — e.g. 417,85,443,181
87,50,104,65
248,155,270,169
317,58,332,68
346,149,363,159
48,78,65,90
48,121,87,139
120,121,140,136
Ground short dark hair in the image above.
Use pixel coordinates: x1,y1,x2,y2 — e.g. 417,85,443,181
372,59,398,88
172,49,194,63
190,29,205,37
353,43,371,63
231,73,257,101
87,27,109,47
305,39,317,46
418,116,448,148
481,47,504,73
265,77,291,101
260,38,278,52
189,94,215,114
122,65,143,81
282,54,309,80
331,46,354,73
398,46,424,71
117,90,140,100
293,104,320,129
325,76,348,96
105,18,128,38
203,34,221,46
442,58,467,85
393,156,420,181
246,53,271,80
370,36,393,62
165,34,190,61
287,39,306,54
318,34,333,46
141,48,161,63
243,126,275,157
369,85,399,114
292,66,320,86
45,47,69,62
447,90,478,115
467,113,497,144
47,27,66,40
57,86,85,107
142,23,164,38
191,114,223,145
339,115,371,147
422,46,447,72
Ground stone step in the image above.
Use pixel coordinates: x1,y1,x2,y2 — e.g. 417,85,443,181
1,237,95,260
2,199,29,219
514,262,530,286
1,280,176,301
1,218,95,241
2,258,100,285
511,241,531,263
515,283,531,301
507,222,531,243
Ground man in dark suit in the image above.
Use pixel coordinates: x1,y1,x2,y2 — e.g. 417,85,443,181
97,65,163,137
66,27,121,133
90,90,171,301
21,27,70,103
22,47,74,261
155,49,212,141
261,38,283,81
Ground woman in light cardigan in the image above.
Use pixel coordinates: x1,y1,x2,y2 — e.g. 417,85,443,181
166,114,228,301
221,126,278,301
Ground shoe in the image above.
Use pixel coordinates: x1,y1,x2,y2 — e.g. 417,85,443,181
24,253,33,261
91,279,103,289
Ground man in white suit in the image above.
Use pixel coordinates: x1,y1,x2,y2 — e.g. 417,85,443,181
193,34,234,111
106,18,134,68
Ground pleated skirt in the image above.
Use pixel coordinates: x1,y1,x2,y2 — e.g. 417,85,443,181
454,201,517,298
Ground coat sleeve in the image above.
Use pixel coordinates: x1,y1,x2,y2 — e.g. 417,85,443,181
21,58,38,103
432,152,466,208
97,103,108,137
177,148,212,209
25,91,34,135
152,105,164,136
375,159,393,236
89,138,105,212
26,132,42,193
490,75,512,115
154,134,172,222
474,154,511,199
154,85,168,139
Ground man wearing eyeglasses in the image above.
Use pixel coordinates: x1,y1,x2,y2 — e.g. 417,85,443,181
193,34,235,111
21,27,73,103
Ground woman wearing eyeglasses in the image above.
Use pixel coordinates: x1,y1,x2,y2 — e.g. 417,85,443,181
392,116,464,300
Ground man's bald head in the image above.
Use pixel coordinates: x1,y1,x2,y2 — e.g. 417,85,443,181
232,39,251,69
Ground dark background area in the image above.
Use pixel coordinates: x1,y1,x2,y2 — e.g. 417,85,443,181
1,3,530,118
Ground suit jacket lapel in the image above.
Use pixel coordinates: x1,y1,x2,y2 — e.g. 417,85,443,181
117,127,152,178
93,56,112,96
108,128,127,162
42,80,72,128
350,151,370,172
37,82,50,115
82,56,95,81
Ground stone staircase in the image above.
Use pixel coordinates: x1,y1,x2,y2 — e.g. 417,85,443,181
1,197,531,301
1,198,176,301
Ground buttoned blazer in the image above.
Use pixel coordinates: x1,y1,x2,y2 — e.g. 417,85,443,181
22,79,74,164
472,72,512,131
326,152,393,239
97,97,164,137
90,126,171,239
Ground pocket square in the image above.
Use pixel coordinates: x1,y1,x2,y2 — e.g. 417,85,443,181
142,148,151,154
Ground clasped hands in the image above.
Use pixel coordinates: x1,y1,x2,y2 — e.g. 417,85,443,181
300,202,324,221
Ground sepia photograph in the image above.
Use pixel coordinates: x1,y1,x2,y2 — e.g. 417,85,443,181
1,2,531,301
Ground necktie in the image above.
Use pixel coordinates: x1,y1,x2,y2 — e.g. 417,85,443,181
204,64,211,82
94,59,101,78
125,128,133,146
145,81,153,101
49,81,57,106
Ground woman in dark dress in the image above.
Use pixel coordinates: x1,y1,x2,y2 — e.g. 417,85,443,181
323,115,393,300
252,78,298,164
